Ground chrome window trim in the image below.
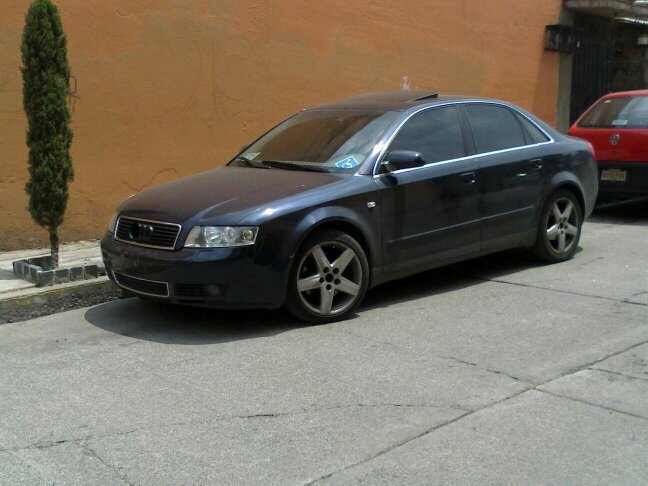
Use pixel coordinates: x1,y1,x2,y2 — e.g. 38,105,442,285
114,216,182,250
113,272,170,298
372,100,555,178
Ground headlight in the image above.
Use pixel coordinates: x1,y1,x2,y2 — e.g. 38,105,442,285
108,211,118,233
184,226,258,248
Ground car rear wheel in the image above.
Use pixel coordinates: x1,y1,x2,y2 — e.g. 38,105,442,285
286,230,369,323
533,189,582,263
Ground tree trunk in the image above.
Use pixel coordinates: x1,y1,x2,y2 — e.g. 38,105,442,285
50,231,59,269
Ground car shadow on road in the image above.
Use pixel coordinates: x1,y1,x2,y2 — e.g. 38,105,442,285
361,248,545,311
84,298,305,345
84,249,569,344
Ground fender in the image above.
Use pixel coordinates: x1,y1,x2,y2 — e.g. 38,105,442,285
538,170,588,221
287,205,380,268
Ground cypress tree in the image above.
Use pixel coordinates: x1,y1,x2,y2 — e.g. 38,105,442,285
21,0,73,268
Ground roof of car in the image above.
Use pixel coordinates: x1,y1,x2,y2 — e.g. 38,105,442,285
600,89,648,99
309,91,485,111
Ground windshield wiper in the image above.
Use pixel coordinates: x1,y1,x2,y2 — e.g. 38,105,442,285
260,160,328,172
234,155,270,169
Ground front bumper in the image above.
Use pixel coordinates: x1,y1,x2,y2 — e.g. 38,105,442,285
597,161,648,198
101,233,286,309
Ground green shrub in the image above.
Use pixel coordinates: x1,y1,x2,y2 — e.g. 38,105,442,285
21,0,73,268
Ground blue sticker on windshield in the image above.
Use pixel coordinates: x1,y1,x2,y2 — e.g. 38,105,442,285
335,156,360,169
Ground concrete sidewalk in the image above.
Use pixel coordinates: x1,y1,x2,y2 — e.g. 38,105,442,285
0,241,119,323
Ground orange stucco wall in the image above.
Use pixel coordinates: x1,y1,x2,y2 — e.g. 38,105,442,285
0,0,563,250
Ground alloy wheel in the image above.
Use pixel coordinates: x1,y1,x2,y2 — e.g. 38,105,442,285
545,197,579,254
296,241,363,317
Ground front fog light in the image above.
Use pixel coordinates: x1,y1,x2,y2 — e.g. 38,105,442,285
184,226,258,248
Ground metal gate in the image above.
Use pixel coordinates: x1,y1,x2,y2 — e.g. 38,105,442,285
570,14,615,124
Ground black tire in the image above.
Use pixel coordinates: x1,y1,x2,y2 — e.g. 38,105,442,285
532,189,583,263
285,230,370,324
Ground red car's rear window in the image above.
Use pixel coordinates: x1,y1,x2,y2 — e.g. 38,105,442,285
578,96,648,129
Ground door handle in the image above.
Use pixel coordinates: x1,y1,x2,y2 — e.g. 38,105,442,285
530,158,543,169
460,171,476,184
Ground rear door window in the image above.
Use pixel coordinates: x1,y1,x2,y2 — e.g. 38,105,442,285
388,106,466,164
578,96,648,129
464,104,527,153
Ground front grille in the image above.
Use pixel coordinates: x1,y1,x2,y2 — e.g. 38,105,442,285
114,273,169,297
175,283,208,298
115,217,181,250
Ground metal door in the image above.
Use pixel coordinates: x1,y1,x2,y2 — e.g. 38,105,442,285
570,14,615,124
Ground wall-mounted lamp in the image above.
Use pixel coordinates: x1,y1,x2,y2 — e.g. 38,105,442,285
544,25,574,53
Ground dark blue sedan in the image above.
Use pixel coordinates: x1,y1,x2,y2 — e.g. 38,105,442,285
101,91,598,323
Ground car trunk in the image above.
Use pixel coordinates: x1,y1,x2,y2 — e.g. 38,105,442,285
569,127,648,163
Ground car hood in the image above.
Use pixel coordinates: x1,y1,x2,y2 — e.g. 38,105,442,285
117,166,347,225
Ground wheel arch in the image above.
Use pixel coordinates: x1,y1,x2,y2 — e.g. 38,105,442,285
293,216,375,270
284,214,374,323
554,182,586,216
543,172,587,218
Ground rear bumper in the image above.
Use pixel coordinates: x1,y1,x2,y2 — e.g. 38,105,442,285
101,233,286,309
597,161,648,198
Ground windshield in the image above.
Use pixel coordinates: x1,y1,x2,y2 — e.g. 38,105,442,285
578,96,648,129
229,109,399,173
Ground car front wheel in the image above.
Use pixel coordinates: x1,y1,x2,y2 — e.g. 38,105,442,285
286,230,369,323
533,189,583,263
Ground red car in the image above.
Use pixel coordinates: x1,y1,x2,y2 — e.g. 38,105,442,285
568,90,648,200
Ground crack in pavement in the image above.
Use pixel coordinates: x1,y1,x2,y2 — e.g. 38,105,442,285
80,443,134,485
585,338,648,372
330,328,404,352
305,391,525,485
305,411,473,484
332,327,532,386
0,402,471,455
468,275,648,308
537,388,648,421
435,355,530,384
590,367,648,383
305,336,648,484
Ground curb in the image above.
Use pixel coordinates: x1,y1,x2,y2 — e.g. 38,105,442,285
0,277,125,324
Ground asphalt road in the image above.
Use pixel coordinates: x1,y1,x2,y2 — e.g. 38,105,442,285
1,200,647,485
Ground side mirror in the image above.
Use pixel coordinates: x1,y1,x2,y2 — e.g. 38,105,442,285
382,150,426,171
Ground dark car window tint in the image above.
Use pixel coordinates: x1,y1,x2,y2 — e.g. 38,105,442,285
465,104,527,153
578,96,648,129
516,113,550,144
388,106,465,163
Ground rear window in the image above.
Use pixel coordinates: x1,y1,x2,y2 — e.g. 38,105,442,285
578,96,648,129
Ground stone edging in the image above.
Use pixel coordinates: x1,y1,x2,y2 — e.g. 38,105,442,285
12,255,106,287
